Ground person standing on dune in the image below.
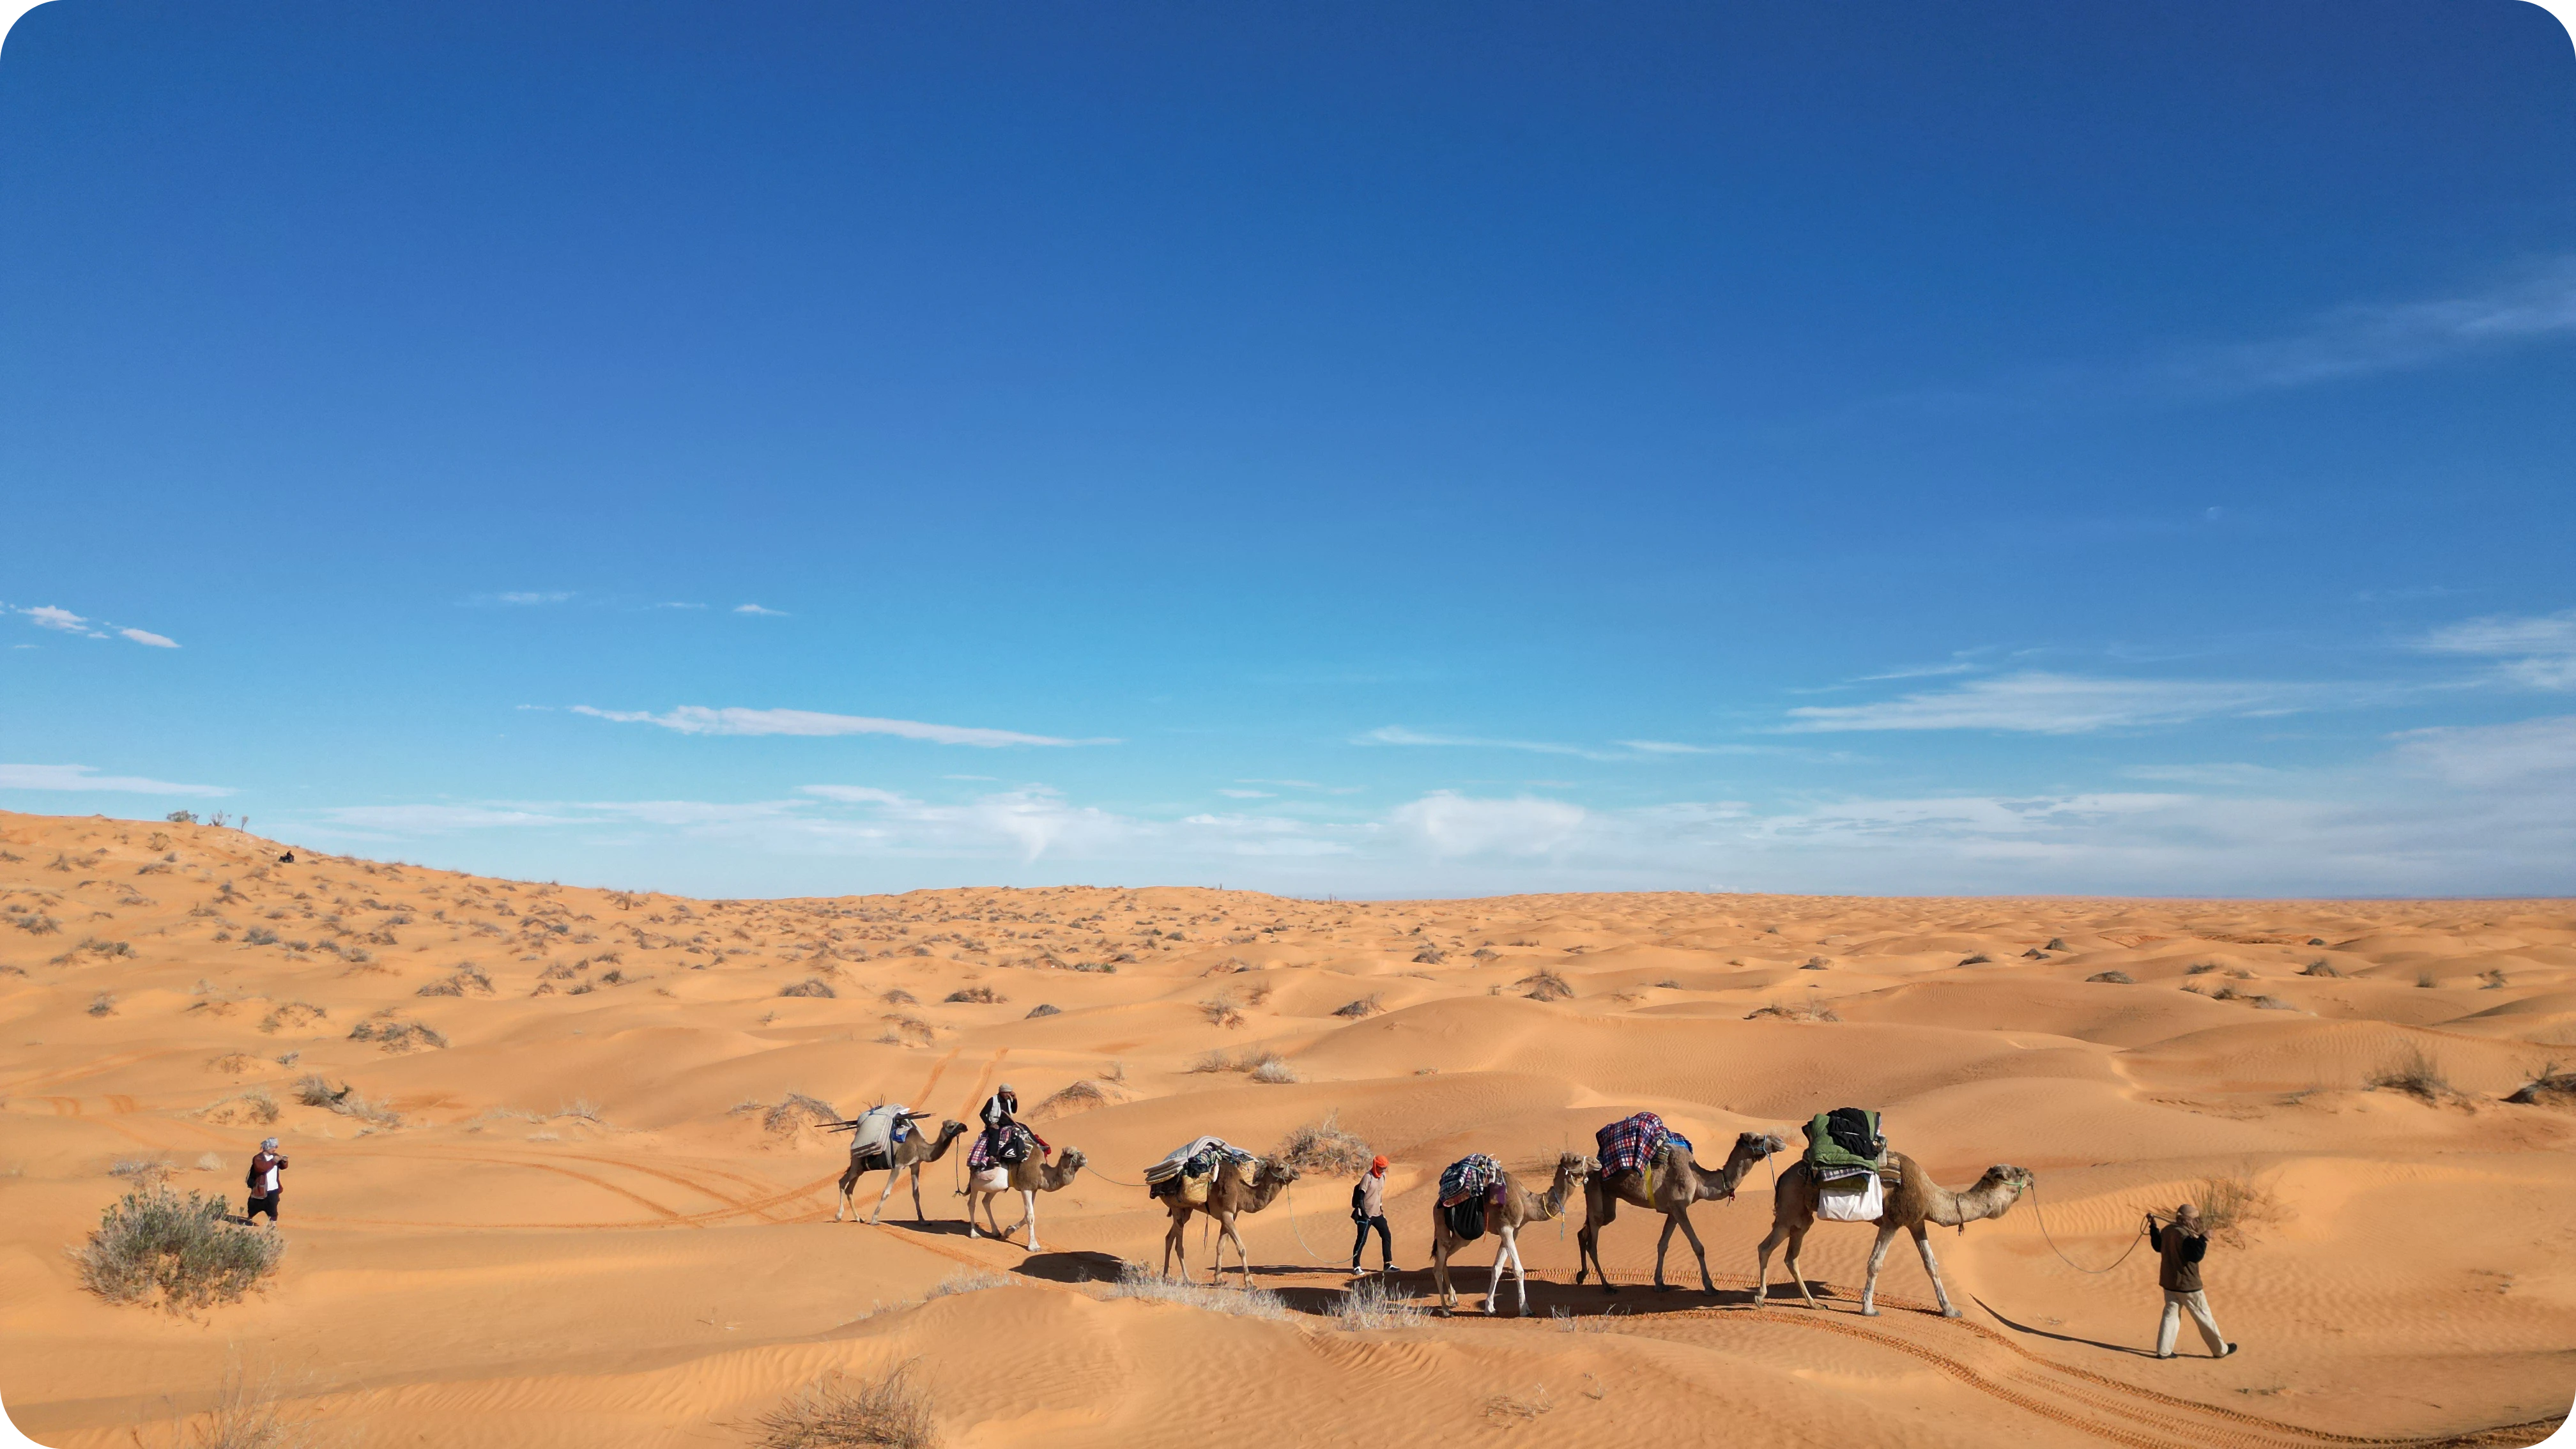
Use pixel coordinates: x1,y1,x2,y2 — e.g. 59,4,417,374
245,1137,288,1226
2149,1202,2236,1359
1350,1154,1394,1275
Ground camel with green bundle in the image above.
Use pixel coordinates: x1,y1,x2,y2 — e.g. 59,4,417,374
1430,1151,1597,1316
965,1147,1089,1252
1753,1155,2034,1316
1157,1155,1301,1287
1574,1130,1789,1293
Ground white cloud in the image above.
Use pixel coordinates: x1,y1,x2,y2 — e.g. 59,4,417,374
800,785,915,806
493,592,572,605
1782,671,2345,734
2161,258,2576,394
1854,661,1980,681
572,704,1107,748
2119,763,2281,786
2417,608,2576,690
118,627,178,648
1365,726,1711,762
1391,791,1591,857
0,763,232,796
319,804,576,831
23,605,91,634
1613,740,1715,755
1239,778,1364,795
2386,716,2576,788
734,603,788,616
1218,788,1276,798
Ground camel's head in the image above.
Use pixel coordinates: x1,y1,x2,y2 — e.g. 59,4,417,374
1737,1131,1790,1162
1552,1151,1597,1179
935,1119,967,1141
1256,1156,1303,1188
1978,1164,2035,1207
1056,1146,1087,1175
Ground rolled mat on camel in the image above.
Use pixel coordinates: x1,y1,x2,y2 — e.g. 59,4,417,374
1804,1107,1900,1223
969,1123,1045,1171
1437,1154,1504,1242
1144,1135,1255,1206
841,1104,918,1172
1595,1111,1694,1177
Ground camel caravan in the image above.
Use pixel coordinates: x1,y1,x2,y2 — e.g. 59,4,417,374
824,1089,2032,1322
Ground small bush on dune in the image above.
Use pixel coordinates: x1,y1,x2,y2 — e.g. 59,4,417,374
2367,1044,2450,1101
1274,1109,1369,1174
150,1366,319,1449
2086,970,2135,984
763,1094,840,1136
750,1361,936,1449
75,1187,286,1312
1104,1262,1289,1321
779,978,836,999
1335,1275,1425,1330
1745,999,1839,1022
349,1015,445,1054
199,1089,280,1126
2506,1066,2576,1106
2184,962,2219,976
879,988,917,1005
942,986,1002,1005
1247,1055,1301,1084
88,992,117,1016
1518,970,1572,1002
2301,960,2341,977
1034,1079,1107,1117
2191,1169,2286,1247
1332,994,1383,1019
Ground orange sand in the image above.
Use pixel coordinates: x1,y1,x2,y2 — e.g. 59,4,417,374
0,809,2568,1447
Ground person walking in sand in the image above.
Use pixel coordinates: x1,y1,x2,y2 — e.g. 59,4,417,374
1349,1154,1395,1275
2149,1202,2237,1359
245,1137,288,1226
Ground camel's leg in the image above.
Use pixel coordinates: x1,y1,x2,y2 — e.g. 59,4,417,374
835,1162,861,1222
1432,1223,1455,1312
910,1162,928,1223
1909,1223,1959,1317
1860,1223,1901,1316
1671,1206,1717,1293
1225,1217,1254,1290
869,1165,901,1225
1498,1229,1529,1317
1018,1188,1039,1250
1784,1223,1821,1308
1580,1192,1619,1292
1653,1214,1680,1290
1483,1225,1509,1315
1754,1218,1792,1305
1162,1212,1184,1280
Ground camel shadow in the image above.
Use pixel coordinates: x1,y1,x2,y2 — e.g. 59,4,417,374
1012,1250,1127,1284
1972,1296,2158,1356
867,1216,980,1239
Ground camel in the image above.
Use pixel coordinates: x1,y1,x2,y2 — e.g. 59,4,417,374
1754,1154,2034,1317
965,1147,1088,1251
1430,1152,1596,1317
1156,1155,1301,1287
1574,1130,1789,1294
834,1117,968,1224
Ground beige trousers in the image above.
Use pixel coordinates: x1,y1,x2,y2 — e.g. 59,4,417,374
2157,1289,2227,1356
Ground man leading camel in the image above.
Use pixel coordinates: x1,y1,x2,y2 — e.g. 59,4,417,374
1349,1154,1393,1276
2149,1203,2237,1360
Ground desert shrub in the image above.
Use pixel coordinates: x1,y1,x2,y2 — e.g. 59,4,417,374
1332,995,1383,1019
2046,937,2069,950
111,1158,175,1186
75,1186,286,1311
779,978,837,999
1518,970,1572,1002
2190,1169,2285,1247
165,811,198,825
763,1093,840,1135
1248,1055,1301,1085
293,1074,400,1126
876,1015,934,1046
293,1075,342,1108
1745,999,1839,1022
10,910,59,935
1654,977,1682,989
349,1016,445,1053
1105,1262,1289,1321
2252,995,2299,1011
2184,962,2218,976
88,992,117,1016
1068,960,1117,974
1274,1110,1370,1174
2416,970,2439,989
2368,1044,2449,1101
2481,969,2509,990
259,1002,328,1035
1200,995,1246,1029
417,964,493,998
558,1098,606,1124
149,1365,319,1449
1958,953,1991,967
1412,946,1445,964
943,986,1002,1004
243,928,279,947
199,1089,280,1126
923,1269,1011,1300
879,988,917,1004
2506,1064,2576,1106
2301,960,2341,977
1034,1080,1107,1117
749,1361,935,1449
1335,1275,1425,1330
2087,970,2135,984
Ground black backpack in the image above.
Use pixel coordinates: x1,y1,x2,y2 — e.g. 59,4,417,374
1825,1107,1885,1161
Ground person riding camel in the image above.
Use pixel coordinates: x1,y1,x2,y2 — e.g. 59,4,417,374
975,1084,1045,1167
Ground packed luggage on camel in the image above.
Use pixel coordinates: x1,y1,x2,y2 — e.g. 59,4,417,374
1144,1135,1300,1285
1754,1106,2034,1317
1574,1110,1788,1293
831,1103,969,1224
1429,1151,1596,1317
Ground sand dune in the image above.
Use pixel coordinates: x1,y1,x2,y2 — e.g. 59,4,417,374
0,810,2568,1447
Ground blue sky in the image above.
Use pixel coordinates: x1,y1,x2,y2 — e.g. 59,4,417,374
3,1,2573,898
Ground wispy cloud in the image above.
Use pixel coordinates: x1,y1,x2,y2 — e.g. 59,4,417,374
118,627,178,648
1363,726,1732,762
1782,671,2355,734
2386,715,2576,788
733,603,788,617
2416,608,2576,689
491,591,572,606
1853,661,1980,682
1218,787,1275,798
1390,791,1591,857
1238,778,1363,795
2120,763,2281,786
572,704,1110,747
0,763,232,796
2156,258,2576,394
24,605,89,633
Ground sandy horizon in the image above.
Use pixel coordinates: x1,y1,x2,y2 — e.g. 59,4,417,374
2,808,2570,1448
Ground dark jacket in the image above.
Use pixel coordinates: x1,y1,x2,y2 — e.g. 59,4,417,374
245,1151,289,1199
2152,1223,2209,1293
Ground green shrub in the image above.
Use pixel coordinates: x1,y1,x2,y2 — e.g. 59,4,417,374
75,1187,284,1311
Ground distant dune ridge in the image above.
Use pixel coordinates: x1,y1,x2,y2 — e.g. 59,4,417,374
0,808,2569,1448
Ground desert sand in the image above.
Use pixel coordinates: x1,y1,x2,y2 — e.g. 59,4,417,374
0,809,2569,1448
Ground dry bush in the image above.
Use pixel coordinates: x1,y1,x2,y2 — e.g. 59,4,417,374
2191,1169,2287,1247
2087,970,2135,984
88,992,117,1016
1957,953,1991,967
2185,962,2220,976
111,1158,175,1186
2416,969,2439,989
259,1002,328,1034
199,1089,280,1127
1105,1262,1289,1321
1745,999,1839,1022
1274,1109,1370,1174
943,986,1003,1005
1482,1386,1554,1423
135,1366,321,1449
1331,994,1383,1019
2480,969,2509,990
779,978,837,999
2301,960,2342,977
876,1015,935,1047
1335,1275,1425,1330
1518,970,1572,1002
1034,1080,1107,1117
1248,1055,1301,1085
1199,995,1246,1029
349,1016,445,1054
2251,995,2299,1011
879,988,917,1005
763,1093,843,1137
2507,1065,2576,1106
75,1186,286,1312
416,963,493,997
1024,1003,1061,1018
923,1269,1011,1299
749,1361,936,1449
2368,1043,2450,1101
293,1074,401,1127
